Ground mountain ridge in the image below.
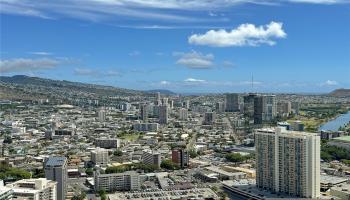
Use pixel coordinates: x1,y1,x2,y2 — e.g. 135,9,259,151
0,75,149,101
328,88,350,97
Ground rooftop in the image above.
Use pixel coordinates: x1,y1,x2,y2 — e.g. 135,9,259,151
45,157,67,167
321,175,348,185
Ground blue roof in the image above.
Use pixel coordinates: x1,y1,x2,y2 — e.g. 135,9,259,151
45,157,67,167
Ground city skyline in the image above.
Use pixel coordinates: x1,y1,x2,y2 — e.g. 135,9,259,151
1,0,350,93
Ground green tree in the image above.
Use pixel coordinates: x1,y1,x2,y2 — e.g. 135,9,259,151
321,145,350,161
32,168,44,178
3,136,12,144
341,159,350,166
189,149,198,158
113,149,123,156
71,192,86,200
98,189,107,200
105,165,132,174
225,153,244,162
225,153,252,163
160,159,179,170
85,168,93,176
0,164,31,181
134,163,159,172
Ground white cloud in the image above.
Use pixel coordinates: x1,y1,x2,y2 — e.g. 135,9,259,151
74,68,121,78
0,0,345,28
28,51,53,56
0,58,60,73
188,21,287,47
160,80,170,85
176,51,214,69
288,0,344,4
184,78,206,82
323,80,338,86
222,60,235,67
74,68,95,76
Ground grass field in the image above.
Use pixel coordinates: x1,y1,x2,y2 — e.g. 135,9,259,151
119,133,141,141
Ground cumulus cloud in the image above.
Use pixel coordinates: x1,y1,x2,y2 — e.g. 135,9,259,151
184,78,206,82
188,21,287,47
160,80,170,85
0,58,60,73
175,51,214,69
323,80,338,86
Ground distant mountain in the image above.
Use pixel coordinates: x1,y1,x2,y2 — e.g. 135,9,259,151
146,89,177,96
328,88,350,97
0,75,147,101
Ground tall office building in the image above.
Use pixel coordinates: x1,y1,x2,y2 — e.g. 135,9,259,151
244,93,256,124
172,149,189,168
140,103,148,122
215,102,225,113
121,102,131,111
44,157,67,200
153,105,160,118
225,93,239,112
183,100,190,109
262,95,277,121
255,128,320,198
203,112,215,125
291,102,300,115
244,94,277,124
254,95,264,124
278,101,292,117
98,108,106,122
161,98,168,106
155,92,161,105
159,105,168,124
179,108,188,121
169,100,174,109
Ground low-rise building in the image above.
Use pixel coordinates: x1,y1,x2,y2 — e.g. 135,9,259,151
330,183,350,200
91,148,109,166
94,171,140,192
95,138,120,149
6,178,57,200
133,123,159,132
142,150,161,168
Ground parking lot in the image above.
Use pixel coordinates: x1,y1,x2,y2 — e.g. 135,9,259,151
108,188,219,200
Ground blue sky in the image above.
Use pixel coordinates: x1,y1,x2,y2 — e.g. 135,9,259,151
0,0,349,93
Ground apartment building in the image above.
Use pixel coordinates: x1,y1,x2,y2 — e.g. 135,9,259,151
255,128,320,198
94,171,140,192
